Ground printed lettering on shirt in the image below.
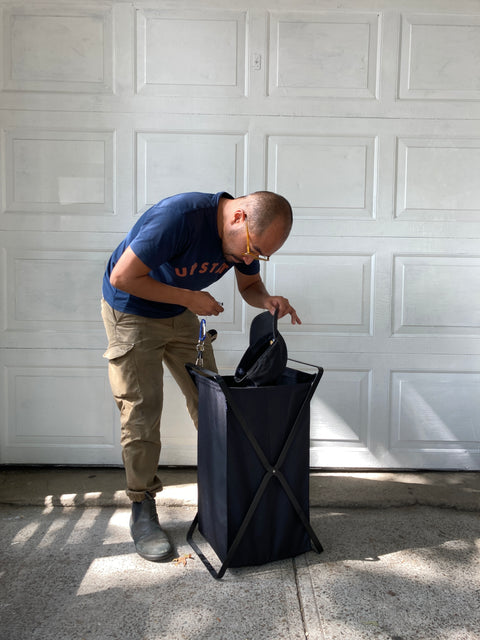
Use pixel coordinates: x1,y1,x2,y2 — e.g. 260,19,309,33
175,262,229,278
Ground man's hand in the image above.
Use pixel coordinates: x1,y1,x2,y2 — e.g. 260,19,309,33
264,296,301,325
186,291,224,316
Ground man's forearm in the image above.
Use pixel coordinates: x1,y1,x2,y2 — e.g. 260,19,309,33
111,272,223,316
110,246,223,316
239,279,271,309
236,272,301,323
111,271,192,306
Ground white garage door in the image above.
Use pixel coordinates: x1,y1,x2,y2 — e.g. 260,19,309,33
1,0,479,469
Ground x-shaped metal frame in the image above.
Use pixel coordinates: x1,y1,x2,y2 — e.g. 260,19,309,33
186,360,324,580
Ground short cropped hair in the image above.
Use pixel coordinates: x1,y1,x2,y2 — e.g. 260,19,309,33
239,191,293,238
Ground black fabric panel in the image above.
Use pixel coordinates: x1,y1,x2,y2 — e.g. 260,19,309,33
194,367,314,567
196,377,229,561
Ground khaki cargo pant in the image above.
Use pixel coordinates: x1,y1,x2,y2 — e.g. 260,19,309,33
101,299,217,502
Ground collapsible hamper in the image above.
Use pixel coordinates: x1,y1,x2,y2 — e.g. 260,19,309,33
186,360,324,579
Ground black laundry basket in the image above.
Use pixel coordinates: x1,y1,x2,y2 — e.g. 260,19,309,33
186,360,324,579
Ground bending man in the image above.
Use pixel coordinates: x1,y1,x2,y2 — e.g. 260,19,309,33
101,190,300,562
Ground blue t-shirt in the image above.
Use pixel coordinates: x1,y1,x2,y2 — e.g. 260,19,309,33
102,191,259,318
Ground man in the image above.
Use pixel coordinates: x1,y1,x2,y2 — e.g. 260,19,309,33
101,190,300,562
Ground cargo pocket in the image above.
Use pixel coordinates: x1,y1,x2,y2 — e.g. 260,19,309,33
103,343,134,361
103,343,138,399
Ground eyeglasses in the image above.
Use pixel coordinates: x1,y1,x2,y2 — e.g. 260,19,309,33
242,218,270,261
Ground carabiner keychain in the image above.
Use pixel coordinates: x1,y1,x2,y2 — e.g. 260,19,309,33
195,319,207,367
195,319,217,367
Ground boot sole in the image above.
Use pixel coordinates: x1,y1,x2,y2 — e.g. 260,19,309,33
135,546,175,563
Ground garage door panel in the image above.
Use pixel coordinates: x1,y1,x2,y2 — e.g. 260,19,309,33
268,10,380,99
393,255,480,336
0,233,122,349
0,114,128,234
9,251,106,327
135,8,247,98
267,134,377,220
399,13,480,101
136,131,247,214
311,368,372,446
0,349,121,465
390,370,480,448
3,128,115,216
267,254,374,335
396,137,480,221
382,355,480,469
384,354,480,470
295,351,379,469
2,4,114,94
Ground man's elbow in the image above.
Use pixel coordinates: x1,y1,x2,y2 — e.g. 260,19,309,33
110,270,129,292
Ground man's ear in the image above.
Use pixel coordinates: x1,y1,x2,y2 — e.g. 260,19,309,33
231,208,246,225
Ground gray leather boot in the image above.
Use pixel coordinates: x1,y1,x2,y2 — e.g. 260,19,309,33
130,492,174,562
